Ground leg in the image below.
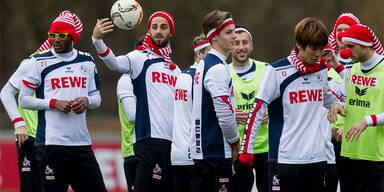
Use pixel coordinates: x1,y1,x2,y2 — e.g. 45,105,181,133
193,159,216,191
17,137,42,192
232,158,254,192
68,146,107,192
324,163,338,192
124,156,138,192
172,165,192,192
345,160,366,192
253,152,269,192
273,163,300,192
36,145,70,192
300,161,326,192
216,158,233,191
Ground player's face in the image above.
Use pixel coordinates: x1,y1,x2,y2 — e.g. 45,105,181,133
296,44,322,65
149,17,172,47
231,32,253,63
215,24,236,54
343,42,371,63
50,33,73,53
336,24,350,50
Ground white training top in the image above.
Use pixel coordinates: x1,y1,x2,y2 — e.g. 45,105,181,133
171,63,198,165
117,74,136,122
191,49,239,160
19,49,101,146
92,38,181,142
242,57,340,164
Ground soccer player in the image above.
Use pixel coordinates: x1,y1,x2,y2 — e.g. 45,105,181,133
18,11,107,192
92,11,180,191
239,17,343,192
117,37,143,192
331,24,384,191
190,10,240,191
171,34,210,192
228,26,269,192
0,39,51,192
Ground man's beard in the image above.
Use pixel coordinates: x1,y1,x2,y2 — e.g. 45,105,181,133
151,36,170,47
233,52,250,63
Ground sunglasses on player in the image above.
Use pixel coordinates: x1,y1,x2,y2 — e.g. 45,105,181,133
48,32,70,40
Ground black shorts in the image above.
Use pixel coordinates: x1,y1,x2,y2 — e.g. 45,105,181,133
172,164,198,192
16,136,42,192
346,159,384,192
269,161,326,192
133,138,173,192
36,145,107,192
124,155,138,192
233,152,269,192
192,158,233,191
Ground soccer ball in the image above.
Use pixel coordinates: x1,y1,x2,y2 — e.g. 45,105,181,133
110,0,143,30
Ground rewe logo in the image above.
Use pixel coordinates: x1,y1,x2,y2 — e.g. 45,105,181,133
241,91,255,101
289,89,323,104
175,88,188,101
350,74,378,87
51,76,87,89
355,86,368,96
152,72,177,87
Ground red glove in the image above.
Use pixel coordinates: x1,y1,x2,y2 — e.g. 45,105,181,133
239,153,254,168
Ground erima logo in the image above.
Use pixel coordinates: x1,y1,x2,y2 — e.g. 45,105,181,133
241,91,255,101
349,97,370,108
355,86,368,96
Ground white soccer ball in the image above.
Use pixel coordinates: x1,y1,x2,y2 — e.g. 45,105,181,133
110,0,143,30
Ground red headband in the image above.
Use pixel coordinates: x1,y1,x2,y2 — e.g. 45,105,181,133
206,18,234,40
194,40,210,52
147,11,175,35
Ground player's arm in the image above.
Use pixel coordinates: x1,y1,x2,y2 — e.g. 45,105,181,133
117,75,136,122
345,113,384,142
204,65,240,162
0,83,28,146
239,66,278,168
92,18,132,73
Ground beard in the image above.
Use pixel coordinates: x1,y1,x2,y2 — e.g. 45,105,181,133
233,51,250,63
151,35,171,47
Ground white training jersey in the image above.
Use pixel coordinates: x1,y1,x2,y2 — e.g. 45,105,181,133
99,49,181,142
242,57,340,164
171,63,197,166
22,49,101,146
191,49,238,160
117,74,135,103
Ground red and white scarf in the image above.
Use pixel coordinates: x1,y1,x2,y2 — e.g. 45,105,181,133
136,32,176,70
288,49,326,76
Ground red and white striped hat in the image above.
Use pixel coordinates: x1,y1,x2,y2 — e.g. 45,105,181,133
338,24,384,55
147,11,175,35
328,13,360,53
206,18,235,40
48,10,83,44
36,38,52,53
193,40,210,52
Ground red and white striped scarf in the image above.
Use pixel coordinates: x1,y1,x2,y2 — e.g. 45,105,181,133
136,32,176,70
288,49,326,75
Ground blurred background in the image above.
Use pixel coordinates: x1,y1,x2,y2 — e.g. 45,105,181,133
0,0,384,191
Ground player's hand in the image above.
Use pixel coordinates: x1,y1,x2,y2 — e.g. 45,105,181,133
328,103,345,123
92,18,114,39
231,141,240,165
334,127,343,142
235,109,248,125
345,119,367,142
54,100,73,114
261,111,268,124
71,97,89,114
324,51,341,69
15,126,28,148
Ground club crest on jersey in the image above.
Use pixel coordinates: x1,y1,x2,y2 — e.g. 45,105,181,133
80,65,88,75
152,164,162,180
350,74,378,88
45,165,54,180
22,157,31,172
316,74,323,85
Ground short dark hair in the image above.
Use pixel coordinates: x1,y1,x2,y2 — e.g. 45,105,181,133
202,10,232,36
295,17,328,51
